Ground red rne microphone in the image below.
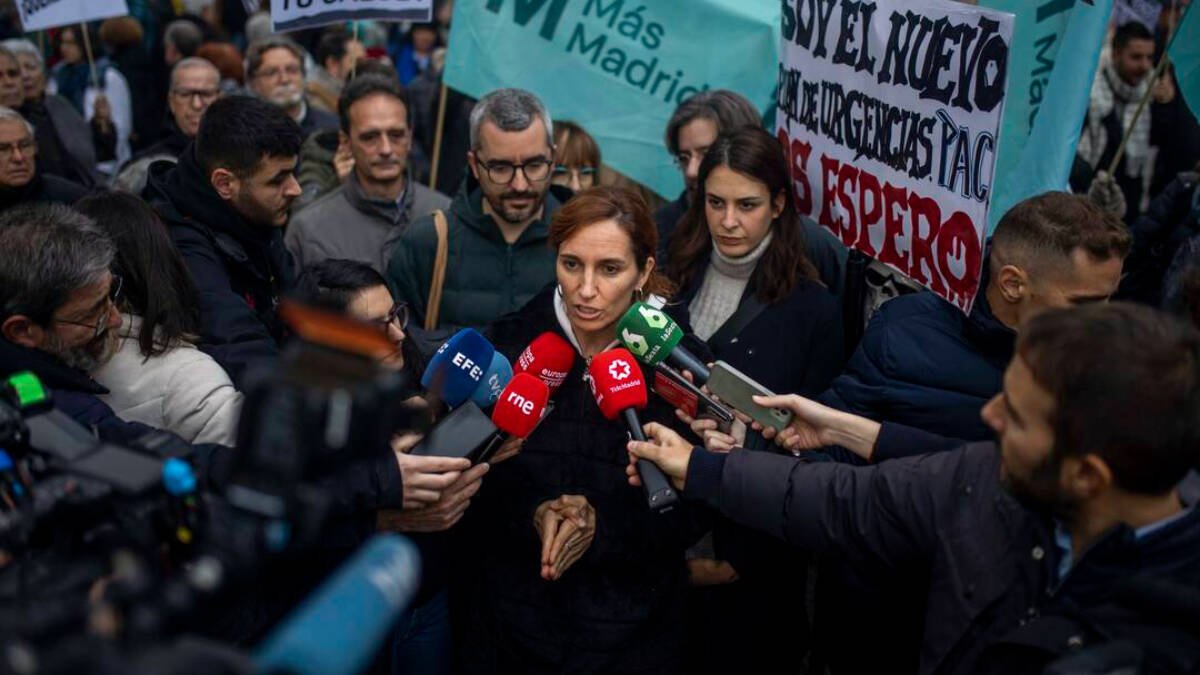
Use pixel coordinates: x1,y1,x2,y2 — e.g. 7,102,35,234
587,348,679,513
516,332,575,393
491,373,551,439
475,373,552,464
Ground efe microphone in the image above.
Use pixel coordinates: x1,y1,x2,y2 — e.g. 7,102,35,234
420,328,496,408
587,348,679,513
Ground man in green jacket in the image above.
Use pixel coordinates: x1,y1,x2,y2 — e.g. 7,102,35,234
386,88,569,329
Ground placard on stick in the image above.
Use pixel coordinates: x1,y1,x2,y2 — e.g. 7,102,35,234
270,0,432,33
17,0,128,32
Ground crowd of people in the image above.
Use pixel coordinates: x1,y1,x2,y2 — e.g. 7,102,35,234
0,0,1199,673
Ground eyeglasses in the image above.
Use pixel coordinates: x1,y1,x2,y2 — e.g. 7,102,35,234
52,273,122,339
369,303,408,333
0,137,35,161
171,88,220,104
476,156,553,185
254,64,303,80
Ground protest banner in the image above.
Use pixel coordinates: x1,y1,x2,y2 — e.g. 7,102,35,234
775,0,1013,312
980,0,1112,233
1111,0,1164,30
444,0,779,200
16,0,127,32
270,0,432,33
1171,2,1200,119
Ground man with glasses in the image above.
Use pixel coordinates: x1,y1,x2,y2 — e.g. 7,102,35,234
387,87,571,329
245,36,338,138
115,58,221,194
287,75,449,274
0,107,86,210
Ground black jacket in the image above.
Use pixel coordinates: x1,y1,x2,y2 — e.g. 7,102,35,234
144,147,294,386
820,284,1014,441
0,172,88,211
686,442,1200,675
1118,172,1200,305
455,286,711,674
130,118,191,163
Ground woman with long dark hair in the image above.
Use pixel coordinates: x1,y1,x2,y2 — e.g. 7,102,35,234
663,126,845,674
81,190,241,445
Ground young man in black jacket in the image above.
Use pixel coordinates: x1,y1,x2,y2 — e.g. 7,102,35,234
629,303,1200,675
145,95,303,386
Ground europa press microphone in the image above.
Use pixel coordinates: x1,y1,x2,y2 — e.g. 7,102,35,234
615,302,711,385
588,349,679,513
515,332,576,393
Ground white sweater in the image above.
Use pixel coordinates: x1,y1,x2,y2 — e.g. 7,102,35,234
93,314,242,446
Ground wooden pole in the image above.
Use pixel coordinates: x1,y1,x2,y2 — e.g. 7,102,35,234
429,82,449,192
350,21,360,80
79,23,100,92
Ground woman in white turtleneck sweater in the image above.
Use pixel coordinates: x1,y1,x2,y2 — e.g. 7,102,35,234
662,127,845,672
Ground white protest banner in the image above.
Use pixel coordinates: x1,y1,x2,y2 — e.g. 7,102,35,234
1112,0,1165,31
775,0,1014,312
17,0,128,32
270,0,432,33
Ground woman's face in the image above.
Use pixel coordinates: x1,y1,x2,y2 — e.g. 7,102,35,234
704,165,783,259
59,29,83,65
551,164,597,193
556,218,652,337
347,285,407,370
16,53,44,100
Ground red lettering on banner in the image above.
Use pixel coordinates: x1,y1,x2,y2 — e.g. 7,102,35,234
836,162,859,247
936,211,983,305
856,170,881,257
819,154,839,233
878,182,909,270
779,129,814,215
907,192,944,295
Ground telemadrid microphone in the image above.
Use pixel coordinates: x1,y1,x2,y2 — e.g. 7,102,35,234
587,348,679,513
470,351,513,410
419,328,496,408
515,331,575,392
615,302,711,385
255,534,421,675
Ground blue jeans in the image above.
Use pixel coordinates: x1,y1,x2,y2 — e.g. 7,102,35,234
391,589,451,675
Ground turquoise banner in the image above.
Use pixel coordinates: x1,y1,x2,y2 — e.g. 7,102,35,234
1169,3,1200,121
981,0,1113,232
443,0,780,199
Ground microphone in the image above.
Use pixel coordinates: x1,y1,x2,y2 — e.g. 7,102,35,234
616,302,711,384
587,348,679,513
255,534,421,675
515,332,575,393
491,373,551,439
420,328,496,408
470,351,514,410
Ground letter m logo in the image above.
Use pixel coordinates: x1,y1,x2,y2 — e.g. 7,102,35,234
484,0,569,41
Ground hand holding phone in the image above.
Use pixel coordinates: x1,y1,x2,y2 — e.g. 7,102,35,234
704,361,794,432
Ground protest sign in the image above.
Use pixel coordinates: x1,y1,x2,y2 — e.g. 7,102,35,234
1170,2,1200,119
1111,0,1164,30
775,0,1013,312
444,0,779,199
17,0,127,32
980,0,1111,233
270,0,432,33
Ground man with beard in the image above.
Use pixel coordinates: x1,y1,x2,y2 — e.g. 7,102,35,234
0,107,87,209
286,75,449,273
386,87,570,329
627,302,1200,674
145,95,302,385
245,36,338,139
0,203,149,445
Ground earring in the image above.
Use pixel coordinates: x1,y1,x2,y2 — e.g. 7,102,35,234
633,287,644,302
556,283,565,297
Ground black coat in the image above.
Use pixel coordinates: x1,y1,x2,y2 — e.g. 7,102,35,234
455,286,711,674
820,284,1014,441
0,172,88,211
144,148,294,386
686,441,1200,675
1117,171,1200,305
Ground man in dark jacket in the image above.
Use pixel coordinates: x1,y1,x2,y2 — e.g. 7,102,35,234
822,192,1130,441
631,302,1200,675
0,108,87,210
386,88,569,329
144,95,302,386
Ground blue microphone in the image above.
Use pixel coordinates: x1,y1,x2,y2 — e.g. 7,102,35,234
255,535,421,675
420,328,496,408
470,351,513,410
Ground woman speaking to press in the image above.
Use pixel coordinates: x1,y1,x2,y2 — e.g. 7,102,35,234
456,186,710,674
